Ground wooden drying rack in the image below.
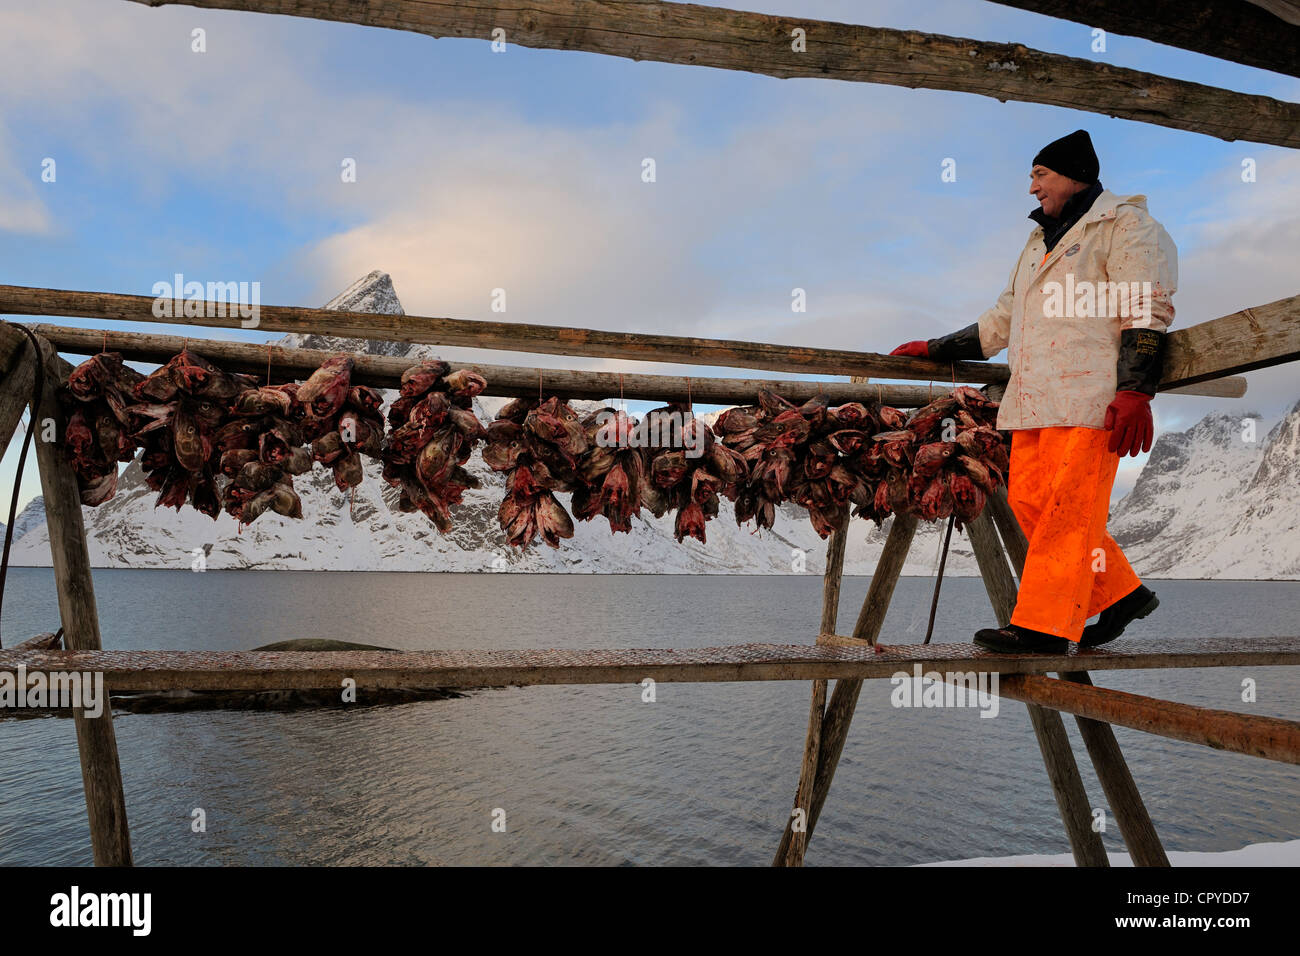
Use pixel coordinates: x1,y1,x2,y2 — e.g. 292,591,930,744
2,0,1299,867
0,280,1295,867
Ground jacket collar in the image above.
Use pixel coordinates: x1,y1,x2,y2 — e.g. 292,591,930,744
1027,188,1146,272
1029,188,1144,237
1029,180,1103,250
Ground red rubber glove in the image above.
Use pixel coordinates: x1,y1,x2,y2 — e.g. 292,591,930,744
1104,390,1153,457
890,341,929,357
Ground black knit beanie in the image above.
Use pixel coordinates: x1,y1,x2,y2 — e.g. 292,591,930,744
1032,129,1099,184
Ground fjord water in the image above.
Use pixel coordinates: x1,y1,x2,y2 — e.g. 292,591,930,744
2,568,1297,866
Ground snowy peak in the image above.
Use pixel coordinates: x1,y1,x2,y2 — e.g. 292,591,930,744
1110,400,1300,579
324,270,403,315
281,270,409,358
1184,410,1263,449
8,496,46,542
1248,399,1300,494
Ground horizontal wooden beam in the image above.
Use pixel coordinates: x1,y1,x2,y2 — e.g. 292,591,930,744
995,673,1300,764
25,321,1248,404
1162,293,1300,388
25,321,971,408
1247,0,1300,27
0,284,1254,398
992,0,1300,78
2,637,1297,691
1159,378,1247,399
121,0,1300,148
0,284,1002,384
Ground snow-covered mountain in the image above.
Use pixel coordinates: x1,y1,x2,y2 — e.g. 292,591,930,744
1109,402,1300,579
8,271,1298,579
5,495,47,548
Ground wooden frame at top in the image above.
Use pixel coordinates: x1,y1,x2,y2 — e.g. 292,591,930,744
122,0,1300,149
992,0,1300,78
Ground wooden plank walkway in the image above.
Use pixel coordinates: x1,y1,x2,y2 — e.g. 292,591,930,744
3,637,1297,692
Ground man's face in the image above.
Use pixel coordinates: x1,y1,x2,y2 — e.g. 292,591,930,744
1030,165,1088,218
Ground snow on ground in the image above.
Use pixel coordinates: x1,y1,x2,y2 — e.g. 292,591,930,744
916,839,1300,866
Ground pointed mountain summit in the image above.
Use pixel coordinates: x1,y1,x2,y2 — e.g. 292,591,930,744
325,270,403,315
1248,398,1300,495
281,270,409,358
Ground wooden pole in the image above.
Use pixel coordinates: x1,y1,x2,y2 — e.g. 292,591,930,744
1008,671,1299,766
783,675,827,867
1059,702,1171,866
1071,675,1170,867
1023,703,1111,866
1061,676,1171,865
28,321,979,409
965,510,1110,867
782,508,851,866
1067,671,1171,868
819,521,851,637
0,320,25,368
0,324,36,461
28,335,133,866
984,486,1029,580
1,285,1004,384
774,511,919,863
119,0,1300,148
0,286,1260,398
990,0,1300,78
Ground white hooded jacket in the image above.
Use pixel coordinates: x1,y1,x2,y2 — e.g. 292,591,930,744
977,189,1178,430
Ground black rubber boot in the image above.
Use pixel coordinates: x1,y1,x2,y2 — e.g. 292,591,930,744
973,623,1070,654
1080,584,1159,647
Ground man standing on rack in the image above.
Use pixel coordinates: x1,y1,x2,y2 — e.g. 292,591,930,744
890,130,1175,653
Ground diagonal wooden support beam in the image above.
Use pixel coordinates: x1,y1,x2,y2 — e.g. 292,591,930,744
965,510,1110,866
781,508,850,867
1058,671,1169,866
27,335,133,866
120,0,1300,147
0,323,37,462
984,486,1029,581
774,511,918,864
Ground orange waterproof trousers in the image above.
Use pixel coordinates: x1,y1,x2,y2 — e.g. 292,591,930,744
1005,426,1142,642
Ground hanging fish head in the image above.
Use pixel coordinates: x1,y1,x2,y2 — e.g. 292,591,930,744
298,355,354,420
443,368,487,400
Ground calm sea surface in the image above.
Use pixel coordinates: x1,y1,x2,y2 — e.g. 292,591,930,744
1,568,1297,866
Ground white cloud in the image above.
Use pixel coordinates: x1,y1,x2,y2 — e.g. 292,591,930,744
0,128,54,235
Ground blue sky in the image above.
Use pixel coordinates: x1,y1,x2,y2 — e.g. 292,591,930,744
2,0,1298,514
